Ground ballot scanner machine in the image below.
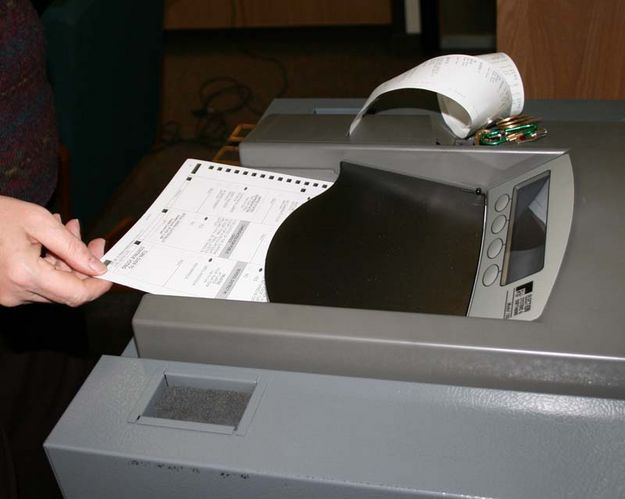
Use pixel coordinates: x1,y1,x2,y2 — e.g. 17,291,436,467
46,100,625,498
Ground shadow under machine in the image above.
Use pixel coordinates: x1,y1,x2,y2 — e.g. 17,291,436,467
45,99,625,498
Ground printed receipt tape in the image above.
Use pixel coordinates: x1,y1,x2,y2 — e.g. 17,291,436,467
349,52,524,139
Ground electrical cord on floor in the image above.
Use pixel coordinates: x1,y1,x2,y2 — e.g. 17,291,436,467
152,48,289,153
237,46,289,112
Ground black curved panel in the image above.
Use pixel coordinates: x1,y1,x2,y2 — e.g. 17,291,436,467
265,162,485,316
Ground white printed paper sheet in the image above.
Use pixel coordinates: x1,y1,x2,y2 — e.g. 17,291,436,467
349,52,524,139
100,159,332,301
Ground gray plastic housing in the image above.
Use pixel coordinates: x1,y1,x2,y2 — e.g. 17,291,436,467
45,355,625,499
134,117,625,399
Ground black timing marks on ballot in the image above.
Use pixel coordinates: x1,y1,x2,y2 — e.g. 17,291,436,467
265,162,485,316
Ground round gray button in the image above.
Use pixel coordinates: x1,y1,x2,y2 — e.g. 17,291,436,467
491,214,507,234
495,194,510,212
482,264,499,286
487,238,504,259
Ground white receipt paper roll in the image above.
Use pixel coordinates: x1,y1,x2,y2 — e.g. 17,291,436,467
349,52,524,139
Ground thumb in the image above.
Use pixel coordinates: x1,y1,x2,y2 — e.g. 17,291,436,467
28,213,108,276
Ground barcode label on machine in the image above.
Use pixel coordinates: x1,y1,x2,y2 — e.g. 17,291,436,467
504,281,534,319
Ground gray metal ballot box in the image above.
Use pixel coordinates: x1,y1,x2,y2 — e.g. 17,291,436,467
46,99,625,498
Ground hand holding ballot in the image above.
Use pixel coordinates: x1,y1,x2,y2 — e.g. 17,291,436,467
99,159,331,301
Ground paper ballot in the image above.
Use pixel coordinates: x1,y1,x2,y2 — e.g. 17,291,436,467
99,159,331,301
349,52,524,139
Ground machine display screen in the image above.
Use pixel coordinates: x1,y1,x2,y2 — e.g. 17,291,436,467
503,172,551,285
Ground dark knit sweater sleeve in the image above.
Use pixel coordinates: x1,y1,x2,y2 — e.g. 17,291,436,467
0,0,58,206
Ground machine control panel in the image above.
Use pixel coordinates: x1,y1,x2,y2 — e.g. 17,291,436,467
468,154,574,320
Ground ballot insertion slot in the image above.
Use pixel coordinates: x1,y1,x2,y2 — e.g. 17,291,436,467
130,372,262,435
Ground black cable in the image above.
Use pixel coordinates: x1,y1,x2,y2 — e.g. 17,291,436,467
153,48,289,153
238,47,289,113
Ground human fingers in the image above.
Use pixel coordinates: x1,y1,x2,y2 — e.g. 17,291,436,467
26,212,107,276
33,259,112,306
21,290,54,305
42,214,63,263
48,219,85,274
87,238,107,259
65,218,81,239
43,252,62,269
54,237,108,280
42,214,68,269
0,286,54,307
43,237,107,280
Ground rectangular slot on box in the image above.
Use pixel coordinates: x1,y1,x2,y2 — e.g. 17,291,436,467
133,372,259,434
